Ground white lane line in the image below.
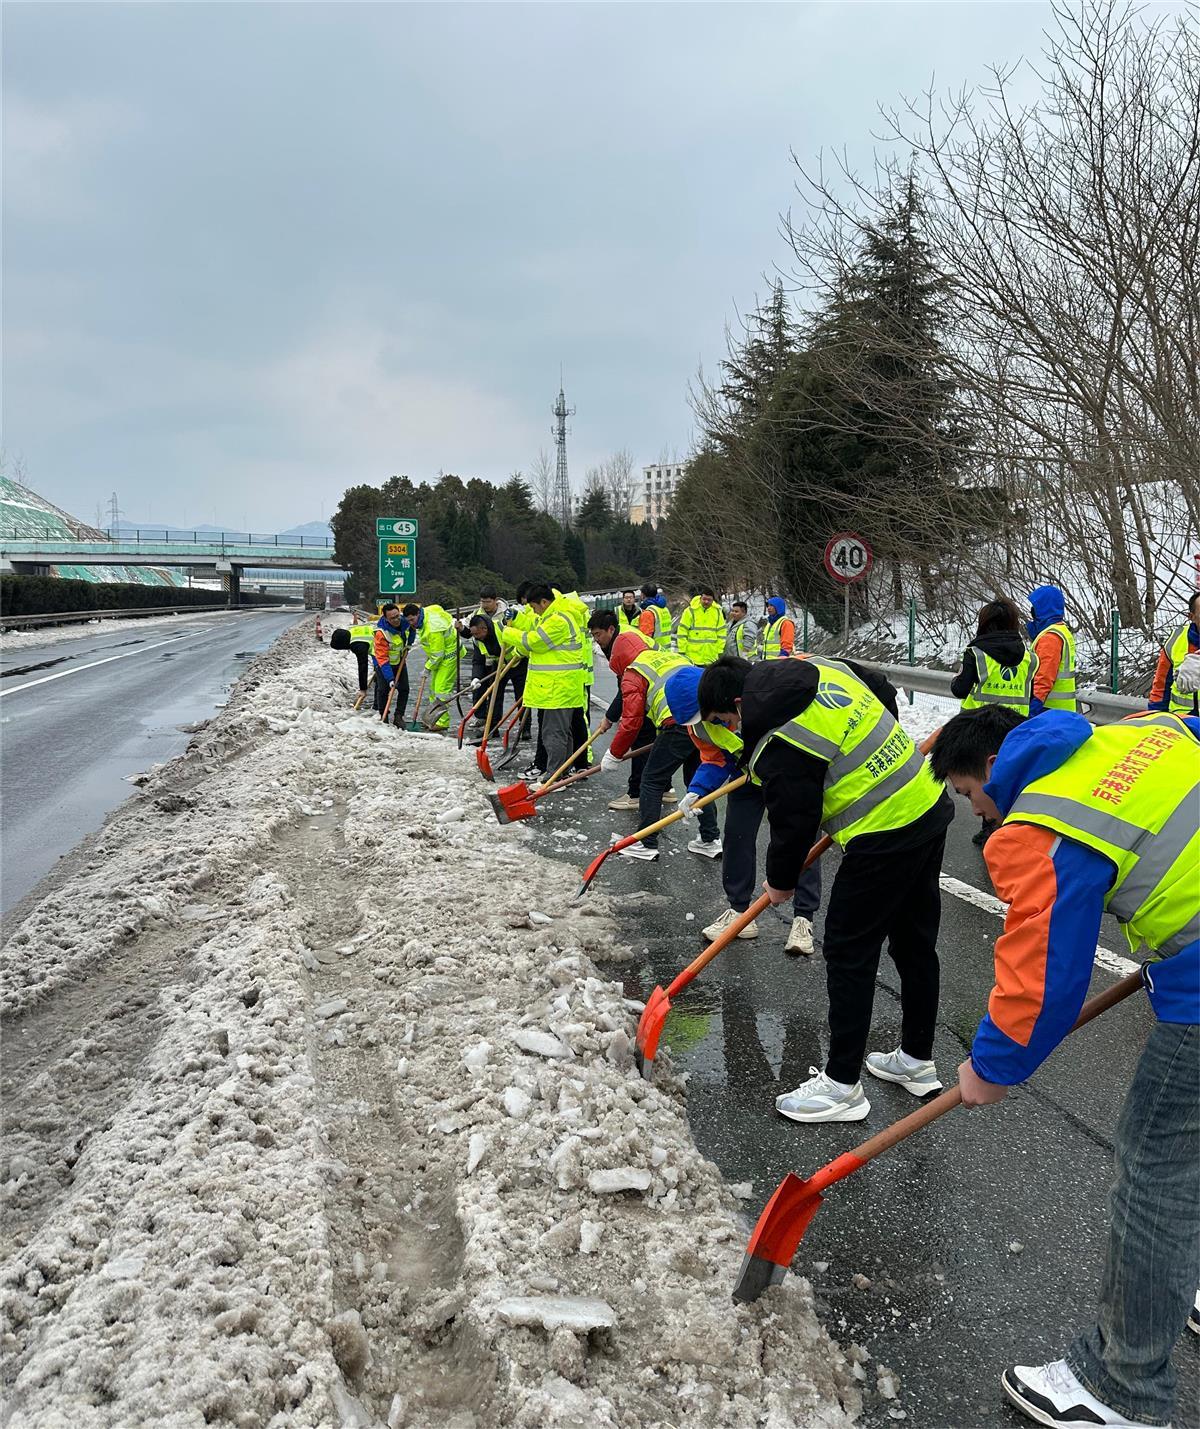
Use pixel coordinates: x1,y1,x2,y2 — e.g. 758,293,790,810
939,873,1139,977
0,634,190,697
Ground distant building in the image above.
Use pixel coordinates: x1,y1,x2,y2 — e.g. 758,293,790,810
631,461,688,527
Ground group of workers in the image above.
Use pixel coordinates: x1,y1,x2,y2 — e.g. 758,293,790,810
332,578,1198,1429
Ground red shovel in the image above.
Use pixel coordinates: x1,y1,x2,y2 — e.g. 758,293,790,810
732,966,1144,1302
486,743,652,824
634,834,831,1081
476,654,519,780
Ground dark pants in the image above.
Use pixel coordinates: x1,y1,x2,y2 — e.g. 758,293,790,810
723,780,821,917
821,829,945,1085
626,719,656,797
639,727,718,847
374,663,409,726
473,662,518,729
352,642,370,692
570,692,592,772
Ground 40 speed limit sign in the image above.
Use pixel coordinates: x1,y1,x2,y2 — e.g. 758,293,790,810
823,531,873,584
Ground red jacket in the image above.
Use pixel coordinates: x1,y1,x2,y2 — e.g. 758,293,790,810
606,630,654,759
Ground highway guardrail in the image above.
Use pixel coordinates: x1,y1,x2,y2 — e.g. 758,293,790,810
1,604,233,631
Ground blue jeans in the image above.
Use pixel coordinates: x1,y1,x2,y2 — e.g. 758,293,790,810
1066,1019,1200,1425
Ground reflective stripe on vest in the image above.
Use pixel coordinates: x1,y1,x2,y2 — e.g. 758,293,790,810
728,619,758,659
747,658,942,846
680,603,725,664
1006,714,1200,957
646,605,672,651
348,624,374,643
961,647,1039,714
1039,623,1078,711
1165,623,1199,716
629,650,691,727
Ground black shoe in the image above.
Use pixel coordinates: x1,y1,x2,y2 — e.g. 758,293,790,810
972,818,999,848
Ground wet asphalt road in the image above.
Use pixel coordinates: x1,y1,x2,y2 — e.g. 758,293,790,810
532,677,1198,1429
0,609,299,918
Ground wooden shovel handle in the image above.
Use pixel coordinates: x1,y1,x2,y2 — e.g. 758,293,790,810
848,967,1144,1169
479,653,516,744
543,724,604,792
621,773,749,847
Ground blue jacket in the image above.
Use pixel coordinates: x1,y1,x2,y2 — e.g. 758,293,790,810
766,596,787,621
971,713,1199,1085
372,615,413,682
641,592,668,612
1026,584,1065,641
663,666,740,798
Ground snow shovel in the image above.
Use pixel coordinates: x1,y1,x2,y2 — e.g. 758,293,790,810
488,725,606,821
634,834,830,1082
477,654,519,780
456,684,497,748
494,705,531,772
380,648,412,725
404,669,428,731
573,775,748,900
732,966,1144,1303
353,673,375,712
487,741,652,824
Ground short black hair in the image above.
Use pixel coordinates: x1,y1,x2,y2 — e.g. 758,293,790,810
401,603,419,617
479,587,497,600
698,655,752,716
515,580,531,601
621,589,635,599
467,613,488,630
929,707,1026,782
731,601,748,614
698,586,716,599
640,583,658,600
1189,591,1200,616
588,609,618,632
975,598,1022,637
526,583,554,604
381,602,400,615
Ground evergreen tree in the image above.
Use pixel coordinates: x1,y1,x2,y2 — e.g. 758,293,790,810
575,488,613,533
564,529,588,584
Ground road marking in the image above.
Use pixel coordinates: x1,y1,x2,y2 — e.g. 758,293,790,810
0,634,190,697
939,873,1139,977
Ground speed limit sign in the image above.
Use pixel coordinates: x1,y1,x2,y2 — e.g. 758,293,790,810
824,532,873,585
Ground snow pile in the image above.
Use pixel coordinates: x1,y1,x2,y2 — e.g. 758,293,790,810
0,625,859,1427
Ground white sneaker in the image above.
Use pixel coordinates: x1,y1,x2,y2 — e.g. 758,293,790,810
776,1068,870,1123
662,791,678,804
687,837,722,859
784,916,815,956
618,845,658,862
864,1048,943,1097
607,794,640,811
1001,1359,1167,1427
701,908,759,941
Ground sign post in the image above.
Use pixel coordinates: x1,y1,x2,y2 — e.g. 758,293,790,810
376,518,419,598
822,531,873,644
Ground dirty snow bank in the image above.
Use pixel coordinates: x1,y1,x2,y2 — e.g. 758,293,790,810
1,626,859,1427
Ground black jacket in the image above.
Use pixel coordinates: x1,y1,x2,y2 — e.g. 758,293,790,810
950,631,1028,700
739,658,952,890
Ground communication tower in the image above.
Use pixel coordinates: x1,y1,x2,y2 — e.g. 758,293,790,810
552,383,575,528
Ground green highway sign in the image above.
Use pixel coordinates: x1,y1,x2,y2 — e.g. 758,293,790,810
378,536,418,596
376,517,419,539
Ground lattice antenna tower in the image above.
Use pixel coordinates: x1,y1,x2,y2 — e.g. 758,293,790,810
552,380,575,529
108,491,121,535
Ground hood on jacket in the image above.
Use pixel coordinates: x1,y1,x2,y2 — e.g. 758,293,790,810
983,710,1092,815
969,629,1029,667
766,597,787,620
642,592,667,610
663,665,703,724
737,658,820,757
1028,585,1066,639
608,629,652,679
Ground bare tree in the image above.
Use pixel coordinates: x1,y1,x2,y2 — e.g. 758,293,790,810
528,447,556,514
600,448,636,521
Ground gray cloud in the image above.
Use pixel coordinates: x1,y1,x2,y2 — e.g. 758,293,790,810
5,2,1054,528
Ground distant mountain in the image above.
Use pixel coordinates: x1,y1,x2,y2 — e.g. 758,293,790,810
114,518,333,543
277,521,334,542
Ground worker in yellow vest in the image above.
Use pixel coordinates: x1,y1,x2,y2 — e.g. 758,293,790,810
557,588,594,771
1149,590,1200,718
930,704,1198,1429
617,590,641,632
636,584,673,651
725,601,760,659
1026,585,1077,714
699,654,953,1122
499,583,586,785
402,601,457,729
951,597,1038,846
676,588,726,666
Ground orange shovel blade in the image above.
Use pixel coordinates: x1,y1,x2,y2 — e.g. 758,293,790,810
733,1173,826,1302
633,985,671,1079
477,743,494,779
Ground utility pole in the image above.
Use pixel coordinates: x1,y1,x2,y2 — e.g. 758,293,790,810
552,380,575,529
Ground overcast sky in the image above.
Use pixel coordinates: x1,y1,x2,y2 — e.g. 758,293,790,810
4,2,1059,531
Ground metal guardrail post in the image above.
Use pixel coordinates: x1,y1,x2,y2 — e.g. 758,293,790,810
1110,608,1120,693
802,608,809,651
906,596,917,705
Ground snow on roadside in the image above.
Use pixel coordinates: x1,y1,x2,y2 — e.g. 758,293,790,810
0,625,859,1428
896,690,961,747
0,608,240,650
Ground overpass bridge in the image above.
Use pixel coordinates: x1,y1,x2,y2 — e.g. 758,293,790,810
0,529,343,601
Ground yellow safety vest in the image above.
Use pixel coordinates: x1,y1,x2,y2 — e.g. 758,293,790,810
1006,713,1200,957
727,618,759,660
628,649,691,728
1163,623,1198,717
558,590,594,685
374,623,408,669
468,607,499,661
762,616,792,660
748,658,942,846
617,607,640,632
644,603,673,651
677,598,726,666
348,623,374,644
961,647,1039,715
1037,622,1077,712
501,597,586,709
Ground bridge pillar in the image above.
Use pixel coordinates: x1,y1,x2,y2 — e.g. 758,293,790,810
219,567,241,606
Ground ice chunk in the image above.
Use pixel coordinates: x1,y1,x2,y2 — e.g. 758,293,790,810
512,1028,571,1059
435,806,465,823
503,1087,531,1119
495,1295,616,1333
314,998,348,1020
463,1040,492,1073
529,910,553,926
587,1167,651,1194
579,1220,603,1254
467,1133,487,1175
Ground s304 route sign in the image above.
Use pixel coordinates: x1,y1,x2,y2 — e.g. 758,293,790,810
823,532,873,585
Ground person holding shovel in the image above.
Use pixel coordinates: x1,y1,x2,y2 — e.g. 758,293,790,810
372,603,414,726
698,654,952,1122
588,610,658,813
403,601,458,730
929,704,1199,1429
498,584,586,789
